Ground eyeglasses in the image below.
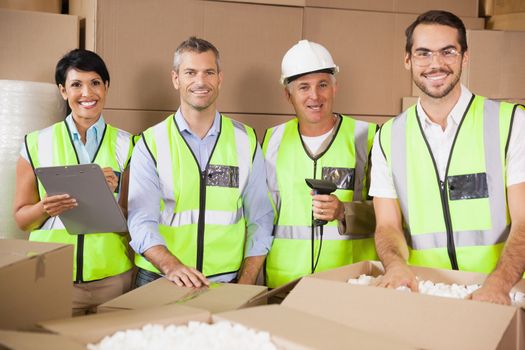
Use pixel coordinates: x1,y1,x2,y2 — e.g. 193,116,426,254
411,48,461,66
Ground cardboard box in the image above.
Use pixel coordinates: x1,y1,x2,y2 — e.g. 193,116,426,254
486,0,525,15
303,8,484,116
402,96,418,111
209,0,305,6
215,305,415,349
0,9,79,83
0,330,86,350
480,0,494,16
487,13,525,32
304,0,479,17
0,239,74,330
0,0,62,13
465,30,525,99
97,278,267,314
282,261,525,350
69,0,302,115
42,303,415,349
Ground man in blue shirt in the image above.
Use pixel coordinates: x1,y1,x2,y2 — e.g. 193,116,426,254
128,37,274,288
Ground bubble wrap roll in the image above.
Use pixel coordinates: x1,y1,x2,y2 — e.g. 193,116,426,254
0,80,66,239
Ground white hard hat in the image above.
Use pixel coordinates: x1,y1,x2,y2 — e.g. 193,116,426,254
280,40,339,85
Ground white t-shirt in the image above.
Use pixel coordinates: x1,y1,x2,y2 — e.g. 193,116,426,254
370,85,525,199
301,127,334,156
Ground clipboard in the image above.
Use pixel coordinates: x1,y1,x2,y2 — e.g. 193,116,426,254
35,164,128,235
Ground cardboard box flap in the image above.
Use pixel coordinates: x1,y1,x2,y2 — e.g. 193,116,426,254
283,277,517,350
0,330,85,350
180,283,267,313
97,278,267,313
0,240,68,268
215,305,415,350
97,278,192,310
248,277,300,305
41,304,210,345
309,260,384,281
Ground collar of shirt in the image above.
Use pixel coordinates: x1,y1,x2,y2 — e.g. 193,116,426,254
416,84,473,130
174,109,221,139
66,113,106,144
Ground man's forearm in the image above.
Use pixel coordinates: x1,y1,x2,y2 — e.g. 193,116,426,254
237,255,266,284
486,223,525,292
143,245,181,274
375,225,409,269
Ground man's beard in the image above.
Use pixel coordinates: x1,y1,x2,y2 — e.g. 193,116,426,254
413,67,462,99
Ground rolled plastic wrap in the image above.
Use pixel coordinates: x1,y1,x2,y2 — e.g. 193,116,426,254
0,80,66,239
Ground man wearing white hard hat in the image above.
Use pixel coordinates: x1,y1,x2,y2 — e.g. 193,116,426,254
262,40,377,288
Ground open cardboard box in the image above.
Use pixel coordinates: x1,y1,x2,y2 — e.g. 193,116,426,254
0,239,73,330
0,330,86,350
41,302,415,349
282,261,525,350
97,277,268,313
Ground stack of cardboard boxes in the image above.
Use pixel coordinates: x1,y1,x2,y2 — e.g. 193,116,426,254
485,0,525,32
1,0,523,133
1,1,525,349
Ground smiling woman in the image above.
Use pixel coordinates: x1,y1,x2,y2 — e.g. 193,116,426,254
59,69,108,130
12,49,135,316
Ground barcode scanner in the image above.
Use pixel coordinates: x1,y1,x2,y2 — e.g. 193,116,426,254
305,178,337,226
305,178,337,273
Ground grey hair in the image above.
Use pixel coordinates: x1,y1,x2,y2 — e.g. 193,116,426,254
173,36,221,72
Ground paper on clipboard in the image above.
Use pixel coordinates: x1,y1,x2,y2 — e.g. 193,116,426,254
35,164,128,235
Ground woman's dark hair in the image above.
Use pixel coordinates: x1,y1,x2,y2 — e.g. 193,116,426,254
405,10,467,54
55,49,110,87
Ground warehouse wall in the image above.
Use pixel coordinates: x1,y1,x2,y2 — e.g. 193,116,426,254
0,0,524,239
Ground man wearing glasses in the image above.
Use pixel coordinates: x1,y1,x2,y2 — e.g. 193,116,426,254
371,10,525,304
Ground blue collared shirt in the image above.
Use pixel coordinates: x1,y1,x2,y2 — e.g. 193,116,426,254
66,114,106,164
20,114,106,165
127,110,274,282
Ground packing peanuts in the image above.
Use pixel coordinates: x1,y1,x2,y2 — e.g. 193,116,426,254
41,303,416,349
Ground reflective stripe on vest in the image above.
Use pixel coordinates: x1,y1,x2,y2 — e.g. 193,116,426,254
381,96,514,273
274,225,373,240
136,114,256,277
166,208,244,227
154,116,253,228
26,120,133,282
263,115,377,288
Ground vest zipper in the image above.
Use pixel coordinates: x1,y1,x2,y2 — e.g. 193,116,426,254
439,180,459,270
311,160,317,273
63,121,86,283
196,170,207,272
75,234,85,282
414,96,475,271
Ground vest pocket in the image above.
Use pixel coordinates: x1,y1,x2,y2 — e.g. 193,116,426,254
447,172,488,200
206,165,239,188
322,167,355,190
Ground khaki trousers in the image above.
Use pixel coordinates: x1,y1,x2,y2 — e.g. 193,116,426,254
72,269,134,316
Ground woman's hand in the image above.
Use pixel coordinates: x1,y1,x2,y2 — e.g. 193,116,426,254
41,194,77,217
102,167,119,193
